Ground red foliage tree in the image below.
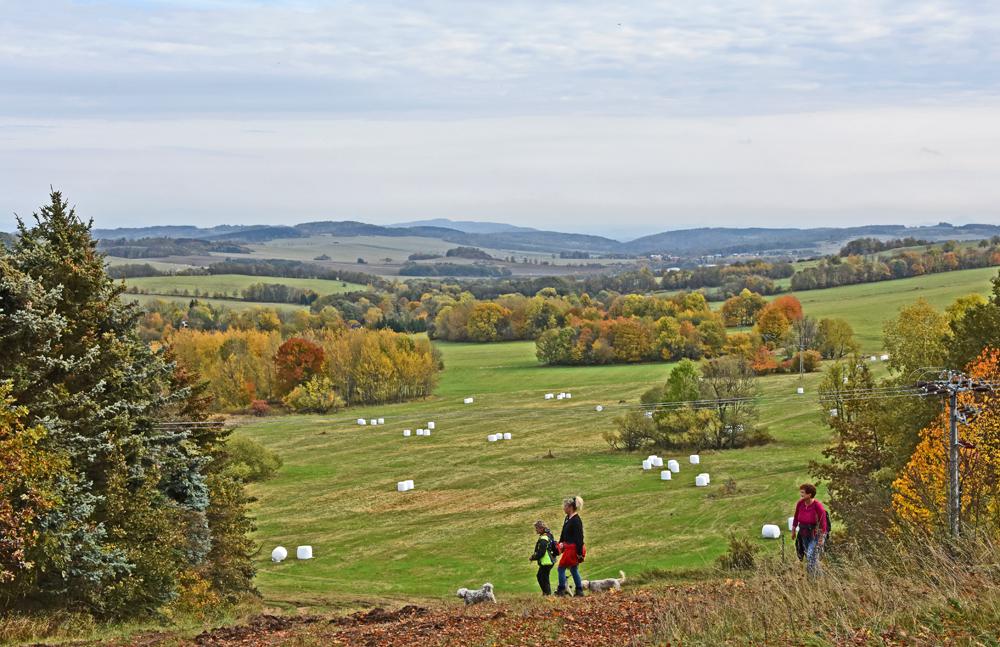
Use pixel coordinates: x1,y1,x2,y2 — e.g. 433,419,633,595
274,337,326,394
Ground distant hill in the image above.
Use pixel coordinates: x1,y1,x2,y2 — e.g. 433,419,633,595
392,218,537,234
625,223,1000,255
90,220,1000,258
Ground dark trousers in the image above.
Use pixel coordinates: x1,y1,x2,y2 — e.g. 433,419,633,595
536,564,553,595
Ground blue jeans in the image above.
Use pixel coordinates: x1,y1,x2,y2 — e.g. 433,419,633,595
558,565,583,592
803,536,822,576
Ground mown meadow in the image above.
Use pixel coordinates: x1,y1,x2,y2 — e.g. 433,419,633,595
238,267,997,609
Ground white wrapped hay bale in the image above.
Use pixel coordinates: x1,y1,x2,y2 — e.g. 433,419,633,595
642,459,652,470
397,481,408,492
698,472,711,484
403,429,412,437
416,429,425,436
464,397,474,404
557,393,565,400
695,474,709,487
503,432,512,440
378,418,385,424
424,430,432,436
652,457,663,467
796,387,804,395
667,459,680,473
761,524,781,539
271,546,288,563
788,516,795,531
595,405,604,412
545,393,554,400
427,421,435,430
370,419,377,426
660,470,672,481
566,393,572,399
358,418,366,426
880,354,889,361
689,455,700,465
488,434,498,442
870,355,878,362
405,479,414,490
297,545,313,559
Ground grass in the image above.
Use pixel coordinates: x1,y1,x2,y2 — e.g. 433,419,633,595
785,266,997,351
125,274,366,298
240,341,844,609
123,292,309,312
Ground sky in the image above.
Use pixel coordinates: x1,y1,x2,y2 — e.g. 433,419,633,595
1,1,999,239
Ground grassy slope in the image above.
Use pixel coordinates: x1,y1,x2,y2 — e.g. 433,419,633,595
124,292,308,312
238,267,997,608
242,342,837,608
126,274,366,297
785,266,996,351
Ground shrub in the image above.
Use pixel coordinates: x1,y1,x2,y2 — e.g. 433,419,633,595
716,533,759,571
224,437,282,482
250,400,270,417
604,411,654,451
283,375,344,413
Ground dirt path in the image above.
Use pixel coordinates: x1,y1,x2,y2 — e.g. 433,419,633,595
172,592,664,647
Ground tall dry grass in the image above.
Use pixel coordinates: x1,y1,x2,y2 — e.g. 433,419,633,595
647,537,1000,645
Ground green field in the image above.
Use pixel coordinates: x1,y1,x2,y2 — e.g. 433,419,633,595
235,266,997,609
785,266,997,351
124,292,309,312
241,342,841,609
126,274,366,298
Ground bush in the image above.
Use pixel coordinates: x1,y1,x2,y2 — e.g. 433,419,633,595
716,533,759,571
604,411,654,451
283,375,344,413
224,437,282,482
785,349,823,373
250,400,270,417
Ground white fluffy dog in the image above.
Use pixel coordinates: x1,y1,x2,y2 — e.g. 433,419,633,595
456,582,496,605
580,571,626,593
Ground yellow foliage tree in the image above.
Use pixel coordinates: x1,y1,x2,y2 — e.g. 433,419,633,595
893,348,1000,535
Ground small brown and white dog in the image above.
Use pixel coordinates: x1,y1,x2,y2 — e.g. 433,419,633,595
580,570,626,593
456,582,496,605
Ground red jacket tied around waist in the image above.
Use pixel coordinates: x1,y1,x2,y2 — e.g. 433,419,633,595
558,513,584,567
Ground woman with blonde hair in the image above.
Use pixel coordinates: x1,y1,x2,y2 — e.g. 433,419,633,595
555,495,585,597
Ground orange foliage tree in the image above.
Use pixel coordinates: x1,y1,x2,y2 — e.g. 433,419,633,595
274,337,326,394
893,348,1000,535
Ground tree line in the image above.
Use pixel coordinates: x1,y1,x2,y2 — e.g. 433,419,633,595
790,243,1000,290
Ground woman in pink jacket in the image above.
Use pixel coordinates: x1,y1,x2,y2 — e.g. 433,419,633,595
791,483,828,576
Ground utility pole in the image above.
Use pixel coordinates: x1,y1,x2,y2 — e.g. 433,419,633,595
915,371,993,539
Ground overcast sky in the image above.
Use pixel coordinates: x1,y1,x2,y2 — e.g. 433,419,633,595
2,1,999,239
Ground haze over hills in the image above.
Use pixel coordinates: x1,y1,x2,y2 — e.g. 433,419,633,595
86,220,1000,257
392,218,538,234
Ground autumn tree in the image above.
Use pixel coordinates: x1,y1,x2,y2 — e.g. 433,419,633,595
466,302,511,342
811,359,898,542
893,348,1000,537
816,317,858,358
694,356,765,449
720,289,767,327
274,337,326,394
882,298,950,378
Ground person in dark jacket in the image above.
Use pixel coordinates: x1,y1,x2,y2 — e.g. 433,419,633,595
528,520,555,595
555,495,585,597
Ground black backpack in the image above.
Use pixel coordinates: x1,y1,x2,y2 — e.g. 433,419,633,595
545,533,559,562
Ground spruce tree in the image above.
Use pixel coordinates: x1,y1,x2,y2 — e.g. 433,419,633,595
0,191,253,616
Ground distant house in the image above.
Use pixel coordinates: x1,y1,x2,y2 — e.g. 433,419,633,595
648,254,663,261
665,266,681,273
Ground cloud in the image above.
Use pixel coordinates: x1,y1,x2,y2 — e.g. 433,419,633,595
2,105,999,234
1,1,998,118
